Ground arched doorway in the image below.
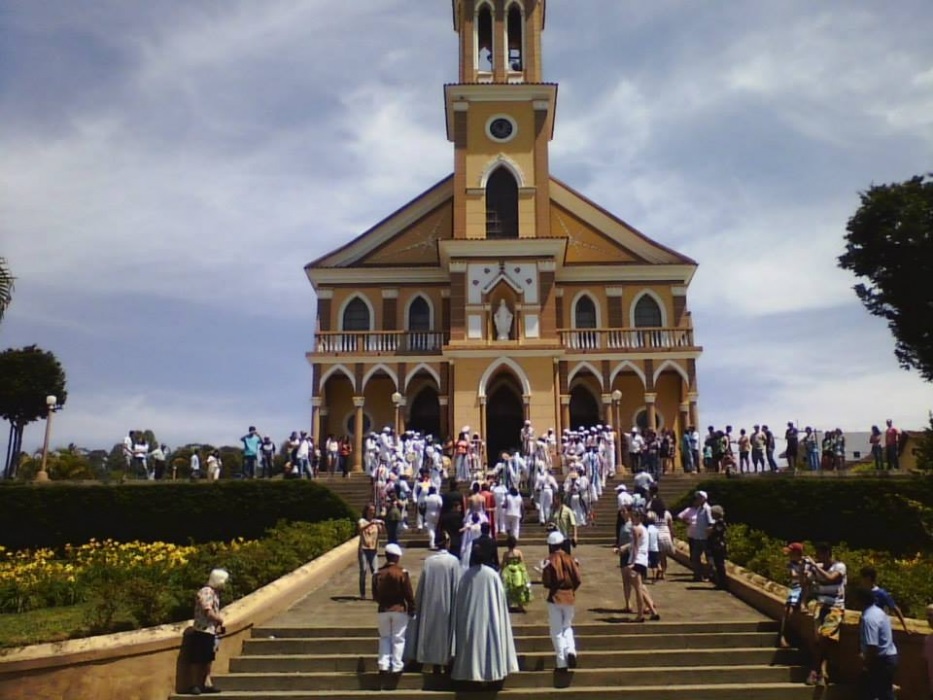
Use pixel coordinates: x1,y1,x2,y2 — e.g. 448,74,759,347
569,384,601,430
407,387,440,438
484,373,525,464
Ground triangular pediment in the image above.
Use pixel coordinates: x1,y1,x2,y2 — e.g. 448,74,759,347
549,177,696,266
307,176,453,269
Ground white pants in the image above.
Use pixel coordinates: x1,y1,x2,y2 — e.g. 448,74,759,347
548,603,577,669
377,611,409,672
506,514,521,540
496,506,507,534
425,513,439,549
538,489,553,524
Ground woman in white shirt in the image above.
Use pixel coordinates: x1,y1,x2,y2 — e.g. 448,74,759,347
628,509,660,622
504,487,524,540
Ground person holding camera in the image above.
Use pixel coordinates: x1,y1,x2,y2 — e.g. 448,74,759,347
804,543,847,686
186,568,229,695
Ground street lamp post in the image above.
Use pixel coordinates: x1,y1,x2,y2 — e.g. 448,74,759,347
611,389,623,473
36,395,57,483
391,392,402,436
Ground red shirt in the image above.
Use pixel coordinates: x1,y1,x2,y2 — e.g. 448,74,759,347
884,427,898,447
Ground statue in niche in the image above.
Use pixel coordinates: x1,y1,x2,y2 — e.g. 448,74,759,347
493,299,513,341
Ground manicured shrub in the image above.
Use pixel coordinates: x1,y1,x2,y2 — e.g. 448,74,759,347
0,480,356,550
0,519,355,642
672,475,933,554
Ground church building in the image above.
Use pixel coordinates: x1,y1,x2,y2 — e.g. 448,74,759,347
305,0,702,469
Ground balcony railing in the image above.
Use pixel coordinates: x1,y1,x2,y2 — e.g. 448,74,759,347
558,328,695,352
313,328,695,355
315,331,448,355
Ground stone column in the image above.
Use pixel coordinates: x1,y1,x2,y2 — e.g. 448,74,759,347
601,394,612,424
319,407,329,442
310,397,322,443
439,395,449,441
688,392,699,430
645,392,658,431
478,396,487,442
398,398,407,434
352,396,365,472
560,395,571,436
522,394,531,422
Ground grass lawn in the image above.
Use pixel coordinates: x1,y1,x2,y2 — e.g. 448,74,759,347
0,604,135,649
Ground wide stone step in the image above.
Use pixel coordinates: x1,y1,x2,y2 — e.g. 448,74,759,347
231,646,800,674
242,631,779,655
171,681,854,699
215,665,805,692
253,620,779,639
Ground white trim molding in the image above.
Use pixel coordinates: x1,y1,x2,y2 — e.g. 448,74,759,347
362,363,399,392
404,293,435,331
609,360,647,389
337,293,375,332
478,357,532,398
570,290,602,329
404,363,442,392
479,153,526,187
652,359,690,387
568,361,604,390
630,289,669,328
319,364,356,388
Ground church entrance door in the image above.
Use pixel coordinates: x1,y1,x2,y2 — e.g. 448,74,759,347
569,385,601,430
407,387,440,439
485,375,525,466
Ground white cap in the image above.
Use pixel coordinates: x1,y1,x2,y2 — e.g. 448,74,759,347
696,490,708,500
547,531,565,546
385,543,403,557
615,484,627,492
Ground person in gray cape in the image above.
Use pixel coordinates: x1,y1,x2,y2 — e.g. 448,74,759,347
450,542,519,684
404,531,462,672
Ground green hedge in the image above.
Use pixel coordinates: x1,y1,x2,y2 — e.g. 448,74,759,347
672,476,933,554
0,481,356,550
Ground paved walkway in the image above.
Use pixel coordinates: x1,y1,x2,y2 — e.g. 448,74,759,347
274,542,766,630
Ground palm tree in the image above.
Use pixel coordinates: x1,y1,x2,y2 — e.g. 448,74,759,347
0,257,12,323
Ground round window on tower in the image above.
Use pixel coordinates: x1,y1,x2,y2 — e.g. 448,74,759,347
486,115,517,143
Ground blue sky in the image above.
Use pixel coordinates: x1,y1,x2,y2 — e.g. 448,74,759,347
2,0,932,454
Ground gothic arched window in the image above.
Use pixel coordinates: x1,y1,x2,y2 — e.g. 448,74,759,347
574,295,598,329
634,295,663,328
342,297,371,331
476,4,493,72
486,167,519,239
507,4,523,71
408,296,431,331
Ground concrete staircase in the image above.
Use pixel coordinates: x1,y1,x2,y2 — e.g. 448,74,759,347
187,620,833,699
173,473,850,699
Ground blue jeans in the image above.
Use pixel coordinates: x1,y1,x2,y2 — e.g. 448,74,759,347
243,455,257,479
298,457,312,478
807,450,820,471
682,448,694,473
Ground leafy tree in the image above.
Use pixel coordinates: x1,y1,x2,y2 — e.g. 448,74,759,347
915,412,933,472
17,446,95,481
0,257,12,324
0,346,68,478
838,174,933,381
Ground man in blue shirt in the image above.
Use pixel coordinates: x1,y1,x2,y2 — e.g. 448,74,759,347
855,586,898,700
859,566,910,634
240,426,262,479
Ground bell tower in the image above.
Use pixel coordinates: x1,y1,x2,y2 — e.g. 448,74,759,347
454,0,545,84
446,0,556,240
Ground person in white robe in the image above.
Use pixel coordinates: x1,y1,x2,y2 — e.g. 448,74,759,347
450,544,519,684
459,511,486,569
404,533,461,670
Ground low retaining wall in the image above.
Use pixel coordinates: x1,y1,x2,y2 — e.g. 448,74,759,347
671,540,929,697
0,536,360,700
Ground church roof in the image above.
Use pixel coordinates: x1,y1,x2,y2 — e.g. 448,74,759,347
305,174,696,272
